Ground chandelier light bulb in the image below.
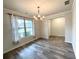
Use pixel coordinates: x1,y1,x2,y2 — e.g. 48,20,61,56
33,16,37,20
38,14,40,17
42,16,45,18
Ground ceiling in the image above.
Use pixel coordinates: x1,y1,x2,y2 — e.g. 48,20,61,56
3,0,73,16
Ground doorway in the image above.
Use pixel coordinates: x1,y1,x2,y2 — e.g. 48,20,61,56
48,17,65,41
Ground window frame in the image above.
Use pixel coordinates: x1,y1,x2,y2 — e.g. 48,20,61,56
17,18,34,38
24,19,34,37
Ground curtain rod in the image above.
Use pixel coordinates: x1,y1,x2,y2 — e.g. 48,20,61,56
6,13,33,19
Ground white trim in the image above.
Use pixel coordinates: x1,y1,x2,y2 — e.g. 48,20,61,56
46,10,72,20
64,40,72,43
3,8,30,18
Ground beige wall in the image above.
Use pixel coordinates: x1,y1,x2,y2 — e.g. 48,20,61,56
3,11,12,53
51,17,65,36
65,13,72,43
48,20,51,36
72,0,76,54
41,20,49,39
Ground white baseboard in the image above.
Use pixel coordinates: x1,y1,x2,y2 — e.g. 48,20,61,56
64,40,72,43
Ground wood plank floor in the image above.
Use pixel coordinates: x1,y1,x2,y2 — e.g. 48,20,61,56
4,37,75,59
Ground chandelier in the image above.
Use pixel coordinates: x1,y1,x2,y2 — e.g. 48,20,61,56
33,6,45,20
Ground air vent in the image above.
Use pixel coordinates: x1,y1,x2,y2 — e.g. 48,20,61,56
65,0,70,5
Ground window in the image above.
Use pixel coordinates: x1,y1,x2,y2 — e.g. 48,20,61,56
25,20,33,36
17,19,25,38
17,19,33,38
11,15,34,41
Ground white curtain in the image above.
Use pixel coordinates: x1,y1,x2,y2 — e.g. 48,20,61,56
11,15,20,42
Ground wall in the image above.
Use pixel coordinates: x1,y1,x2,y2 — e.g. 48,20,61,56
3,8,41,53
51,17,65,36
72,0,76,55
47,10,72,43
65,13,72,43
75,0,79,58
48,20,51,36
3,10,12,53
41,20,49,39
34,20,42,38
72,0,79,58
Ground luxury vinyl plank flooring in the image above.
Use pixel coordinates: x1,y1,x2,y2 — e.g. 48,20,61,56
4,37,75,59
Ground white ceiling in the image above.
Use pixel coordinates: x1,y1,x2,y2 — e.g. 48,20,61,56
3,0,73,16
